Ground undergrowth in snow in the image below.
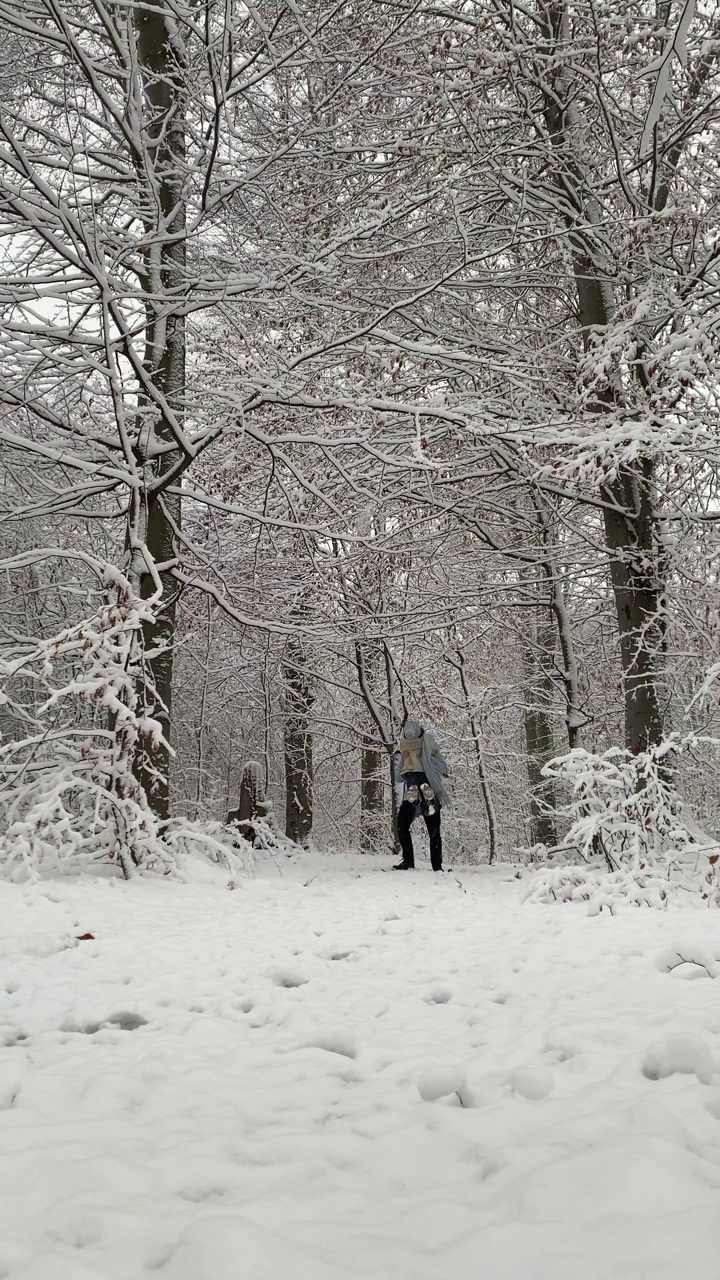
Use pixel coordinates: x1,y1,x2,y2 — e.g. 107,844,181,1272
523,736,720,912
0,566,172,882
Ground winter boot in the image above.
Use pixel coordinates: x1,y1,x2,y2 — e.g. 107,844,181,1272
392,860,414,870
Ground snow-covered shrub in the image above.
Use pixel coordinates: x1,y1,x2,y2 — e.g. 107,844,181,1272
523,736,720,910
0,561,175,880
161,819,248,877
164,814,299,880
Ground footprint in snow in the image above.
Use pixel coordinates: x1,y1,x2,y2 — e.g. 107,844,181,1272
176,1183,227,1204
62,1011,148,1034
424,986,453,1004
270,966,309,988
0,1027,28,1048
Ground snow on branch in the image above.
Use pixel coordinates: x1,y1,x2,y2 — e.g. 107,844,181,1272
640,0,696,155
0,560,173,880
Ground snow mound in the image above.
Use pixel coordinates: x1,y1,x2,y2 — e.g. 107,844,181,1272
159,1215,340,1279
509,1065,555,1100
642,1033,714,1085
306,1028,357,1058
418,1065,471,1106
655,945,719,979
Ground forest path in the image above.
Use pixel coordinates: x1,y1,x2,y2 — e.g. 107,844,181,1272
1,852,720,1279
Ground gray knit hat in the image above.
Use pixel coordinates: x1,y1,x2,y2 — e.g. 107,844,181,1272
403,720,423,739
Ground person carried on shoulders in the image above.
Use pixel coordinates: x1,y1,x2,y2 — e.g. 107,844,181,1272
393,719,450,872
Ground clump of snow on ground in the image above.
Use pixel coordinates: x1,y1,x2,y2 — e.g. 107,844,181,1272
2,850,720,1279
508,1064,555,1100
642,1032,715,1085
417,1065,471,1106
655,943,719,979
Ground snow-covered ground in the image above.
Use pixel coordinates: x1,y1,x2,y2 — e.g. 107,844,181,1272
2,850,720,1279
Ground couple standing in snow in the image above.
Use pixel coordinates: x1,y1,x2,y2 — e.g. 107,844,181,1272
393,720,450,872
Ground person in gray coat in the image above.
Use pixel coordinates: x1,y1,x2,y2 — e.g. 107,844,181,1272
393,719,450,871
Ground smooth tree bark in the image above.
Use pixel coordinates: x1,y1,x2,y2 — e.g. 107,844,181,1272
129,1,187,820
531,494,585,750
192,597,214,817
448,639,498,864
601,461,667,753
283,641,314,845
356,639,386,851
360,734,384,852
522,610,559,847
383,642,408,855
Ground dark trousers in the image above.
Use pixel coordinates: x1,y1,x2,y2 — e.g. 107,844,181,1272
398,800,442,870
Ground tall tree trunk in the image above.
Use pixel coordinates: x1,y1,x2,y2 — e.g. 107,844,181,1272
283,641,314,845
547,566,584,751
383,642,404,854
131,2,186,821
601,462,665,752
522,610,558,847
354,639,400,854
450,639,498,863
531,495,585,750
358,639,385,851
261,641,272,796
193,597,213,818
360,735,384,852
538,0,665,754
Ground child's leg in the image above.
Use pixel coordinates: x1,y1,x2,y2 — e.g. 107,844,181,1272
424,809,443,871
397,800,417,866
